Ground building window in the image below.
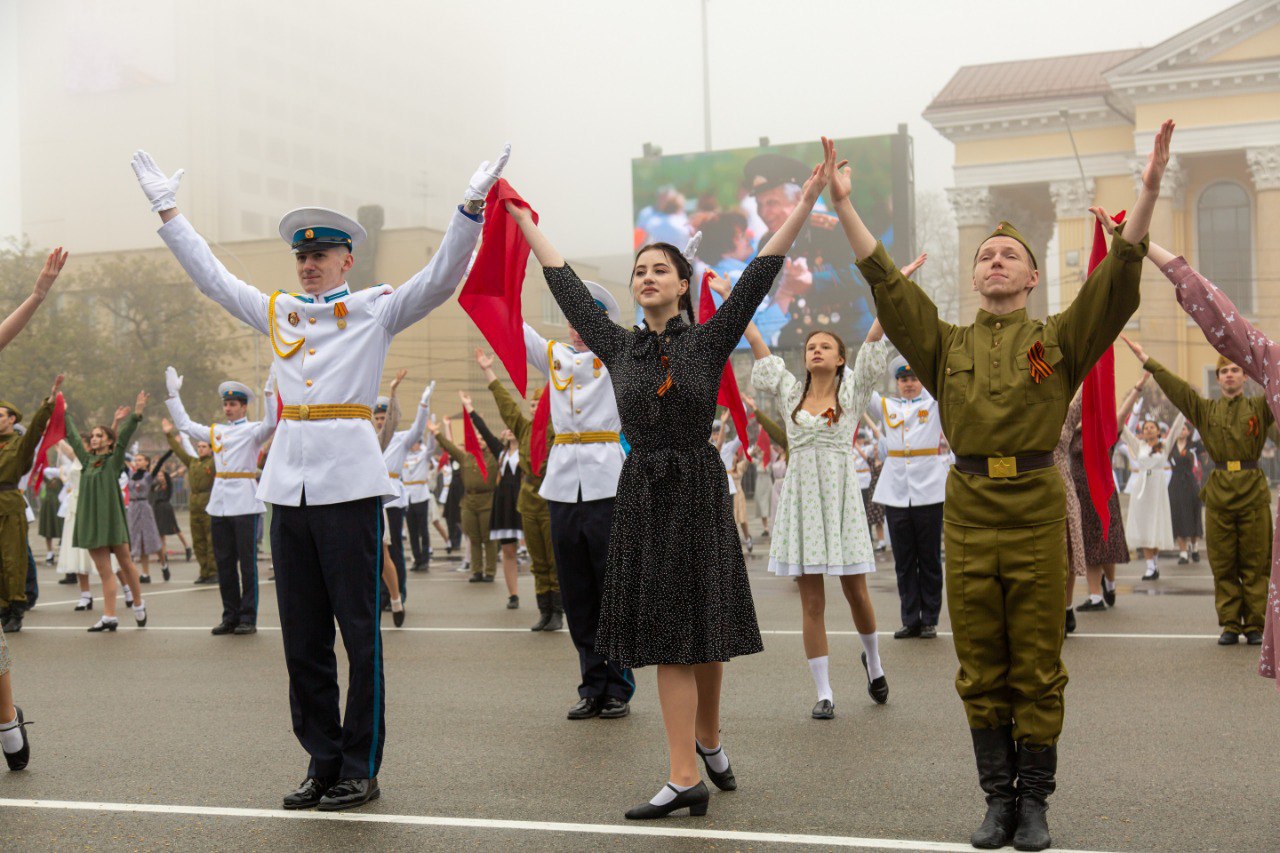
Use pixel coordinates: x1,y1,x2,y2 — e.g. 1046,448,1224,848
542,292,565,326
1197,182,1253,313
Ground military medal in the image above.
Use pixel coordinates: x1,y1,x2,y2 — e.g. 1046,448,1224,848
334,301,349,330
593,357,602,378
553,359,561,371
288,311,299,327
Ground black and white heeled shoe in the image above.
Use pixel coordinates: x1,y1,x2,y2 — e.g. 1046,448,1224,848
87,618,118,633
696,742,737,791
624,782,710,820
3,706,32,771
74,598,93,612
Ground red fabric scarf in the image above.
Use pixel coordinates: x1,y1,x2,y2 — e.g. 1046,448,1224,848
459,179,538,397
699,271,749,458
1081,211,1125,538
29,392,66,492
461,408,488,480
529,384,552,477
755,418,772,467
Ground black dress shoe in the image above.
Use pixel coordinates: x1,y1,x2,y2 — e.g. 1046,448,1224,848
482,575,495,583
75,598,93,611
920,625,938,639
1192,550,1201,563
234,623,257,635
1064,608,1077,635
861,652,888,704
811,698,835,720
1102,583,1116,607
3,706,31,771
696,742,736,791
1218,631,1240,645
86,618,118,633
1246,630,1264,645
58,574,77,585
1177,555,1189,565
468,573,484,583
282,776,332,810
316,777,380,811
600,697,630,719
893,624,921,639
211,622,236,635
161,564,171,581
624,781,709,820
2,611,23,633
185,547,193,562
1077,598,1107,612
506,595,519,610
392,608,405,628
140,574,151,584
567,696,601,720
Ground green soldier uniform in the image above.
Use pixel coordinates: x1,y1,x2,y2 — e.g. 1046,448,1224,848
0,397,54,625
166,432,217,582
436,433,498,579
859,222,1147,846
754,410,789,456
488,380,563,630
1147,358,1273,640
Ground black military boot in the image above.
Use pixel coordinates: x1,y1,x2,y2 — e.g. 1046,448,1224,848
1012,742,1056,851
543,591,564,632
530,593,551,631
1,606,24,634
969,725,1018,849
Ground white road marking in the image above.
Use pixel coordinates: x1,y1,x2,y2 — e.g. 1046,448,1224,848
28,581,274,610
0,797,1125,852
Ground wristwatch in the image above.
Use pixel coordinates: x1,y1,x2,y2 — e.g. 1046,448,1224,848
463,199,486,216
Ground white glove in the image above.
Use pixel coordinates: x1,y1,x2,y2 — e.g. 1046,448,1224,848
464,142,512,202
683,231,702,263
164,366,183,398
421,380,436,407
131,150,185,212
264,365,277,398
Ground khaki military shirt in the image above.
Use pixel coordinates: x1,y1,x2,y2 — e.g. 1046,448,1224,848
1147,357,1272,512
488,379,554,514
857,231,1147,527
0,398,53,516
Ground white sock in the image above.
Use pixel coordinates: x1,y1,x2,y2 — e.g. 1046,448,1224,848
391,597,403,613
0,714,22,753
1103,576,1116,591
1179,550,1188,560
860,633,884,679
808,655,833,702
696,738,729,773
649,781,695,806
78,592,92,605
1146,558,1156,571
1089,594,1103,604
92,616,118,629
132,602,146,618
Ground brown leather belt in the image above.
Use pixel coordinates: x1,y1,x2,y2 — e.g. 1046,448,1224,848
1221,460,1259,472
954,453,1055,479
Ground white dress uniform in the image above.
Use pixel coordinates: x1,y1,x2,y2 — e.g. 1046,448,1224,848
403,446,435,511
382,398,430,511
869,390,948,508
166,397,275,517
157,208,481,507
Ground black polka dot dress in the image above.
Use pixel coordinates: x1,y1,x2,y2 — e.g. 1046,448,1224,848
543,255,784,668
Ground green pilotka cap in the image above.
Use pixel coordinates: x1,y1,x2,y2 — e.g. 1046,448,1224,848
0,400,22,423
976,221,1038,270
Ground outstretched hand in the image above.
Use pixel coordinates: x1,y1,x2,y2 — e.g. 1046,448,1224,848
824,137,852,204
683,231,702,263
113,405,131,424
474,348,494,370
49,373,64,400
705,270,732,301
1140,120,1176,193
135,389,150,413
458,391,473,412
34,248,69,299
161,417,174,435
164,366,183,398
130,150,185,212
900,253,927,278
426,415,440,435
1120,333,1149,364
465,142,512,202
1089,206,1119,237
800,144,831,207
391,368,408,390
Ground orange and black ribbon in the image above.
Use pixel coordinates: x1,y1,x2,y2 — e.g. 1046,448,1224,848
1027,341,1054,384
657,355,674,397
1248,415,1260,438
822,407,839,426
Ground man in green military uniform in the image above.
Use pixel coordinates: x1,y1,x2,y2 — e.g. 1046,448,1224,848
476,350,563,631
1124,340,1272,646
429,413,498,582
826,123,1175,851
162,418,217,584
0,376,62,633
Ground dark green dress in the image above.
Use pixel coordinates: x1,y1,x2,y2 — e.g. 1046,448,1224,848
66,414,140,549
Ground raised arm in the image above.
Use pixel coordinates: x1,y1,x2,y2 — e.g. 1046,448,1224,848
400,382,433,446
150,449,175,474
0,248,67,352
1119,120,1174,251
64,416,90,465
706,271,771,361
754,408,789,452
163,367,210,445
461,392,502,457
843,327,888,414
1124,334,1210,429
1157,413,1188,462
252,369,280,444
479,349,530,435
163,420,196,467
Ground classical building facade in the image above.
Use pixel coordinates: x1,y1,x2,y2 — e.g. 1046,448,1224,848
925,0,1280,396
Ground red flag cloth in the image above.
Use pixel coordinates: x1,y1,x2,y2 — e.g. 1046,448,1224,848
529,384,552,477
754,417,772,467
699,271,749,458
29,392,66,492
459,179,538,397
461,408,488,480
437,451,449,471
1080,210,1125,539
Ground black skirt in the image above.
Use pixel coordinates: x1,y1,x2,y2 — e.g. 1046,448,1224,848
489,463,523,539
153,499,181,536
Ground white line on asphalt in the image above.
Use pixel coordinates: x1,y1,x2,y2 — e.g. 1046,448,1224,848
12,625,1224,640
28,581,275,610
0,797,1124,852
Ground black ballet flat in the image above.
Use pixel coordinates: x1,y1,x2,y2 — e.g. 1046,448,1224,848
74,599,93,612
696,742,737,791
87,619,118,633
393,608,405,628
1102,584,1117,607
861,652,889,704
140,575,152,584
811,699,835,720
161,565,171,581
624,782,710,820
3,706,32,771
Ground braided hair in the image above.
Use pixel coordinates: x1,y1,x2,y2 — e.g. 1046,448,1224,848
633,242,696,326
791,331,848,425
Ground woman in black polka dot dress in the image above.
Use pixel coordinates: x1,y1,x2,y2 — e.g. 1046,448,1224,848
508,138,834,820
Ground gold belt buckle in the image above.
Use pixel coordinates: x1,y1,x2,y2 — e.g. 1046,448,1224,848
988,457,1017,479
298,404,310,421
1227,460,1242,472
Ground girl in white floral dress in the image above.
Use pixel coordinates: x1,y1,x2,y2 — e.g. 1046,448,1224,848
716,272,890,718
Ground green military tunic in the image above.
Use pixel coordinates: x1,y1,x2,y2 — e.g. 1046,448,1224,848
167,431,217,581
436,432,499,576
1147,358,1273,634
489,379,559,595
38,473,64,541
66,413,140,550
0,397,54,607
858,229,1147,745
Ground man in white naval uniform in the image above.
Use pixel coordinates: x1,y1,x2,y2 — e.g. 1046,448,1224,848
132,143,508,811
522,281,634,720
164,372,275,635
402,438,437,571
380,381,432,607
870,355,947,639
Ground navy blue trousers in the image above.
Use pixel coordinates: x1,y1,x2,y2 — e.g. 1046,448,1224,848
885,502,945,629
548,496,634,702
272,495,385,781
211,514,258,625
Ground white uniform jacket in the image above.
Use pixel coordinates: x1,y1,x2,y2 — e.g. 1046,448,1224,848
382,399,430,511
869,390,947,508
158,208,481,506
524,322,625,503
402,440,436,505
167,394,276,517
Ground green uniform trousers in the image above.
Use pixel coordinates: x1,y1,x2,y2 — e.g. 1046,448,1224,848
0,512,29,607
521,499,558,595
1205,503,1272,634
461,495,496,577
190,504,215,581
945,518,1070,747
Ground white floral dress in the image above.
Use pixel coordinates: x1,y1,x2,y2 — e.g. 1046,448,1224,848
751,339,887,575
